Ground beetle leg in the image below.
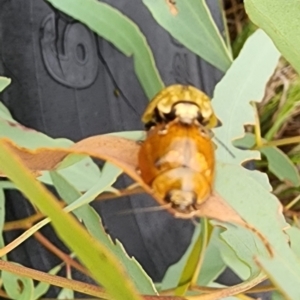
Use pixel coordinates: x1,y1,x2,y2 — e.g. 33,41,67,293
174,210,198,219
125,182,141,190
158,123,169,135
198,123,214,138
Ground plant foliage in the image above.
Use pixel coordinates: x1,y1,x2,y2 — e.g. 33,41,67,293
0,1,300,299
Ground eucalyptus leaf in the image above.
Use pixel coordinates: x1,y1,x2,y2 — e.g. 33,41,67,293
2,265,35,300
57,288,74,300
0,188,5,236
162,227,226,291
61,162,122,215
234,133,300,187
220,225,262,278
272,291,286,300
245,0,300,74
0,187,7,267
0,76,11,92
260,146,300,187
0,142,142,300
0,101,15,122
161,225,201,290
216,163,300,300
39,156,101,191
216,163,287,242
0,163,124,249
0,119,71,149
142,0,232,72
0,101,101,191
175,219,210,296
217,235,250,280
211,31,296,296
196,228,226,286
50,168,156,295
286,226,300,259
257,253,300,300
46,0,164,99
212,29,280,164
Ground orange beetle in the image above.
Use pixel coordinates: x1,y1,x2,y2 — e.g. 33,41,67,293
138,119,215,215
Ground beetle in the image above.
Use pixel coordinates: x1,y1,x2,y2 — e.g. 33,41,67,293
138,119,215,214
142,84,218,129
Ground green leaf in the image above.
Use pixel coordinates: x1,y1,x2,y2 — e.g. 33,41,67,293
39,156,101,191
50,168,156,295
196,228,226,286
161,227,225,291
215,163,300,300
232,132,256,149
175,219,210,296
0,117,101,191
0,142,142,300
0,77,11,93
0,188,5,236
142,0,232,72
58,287,74,299
161,225,201,290
234,133,300,187
244,0,300,75
2,163,123,249
260,146,300,187
0,187,7,262
217,234,251,280
272,291,285,300
161,29,287,297
0,119,71,149
0,190,34,300
0,101,101,191
257,253,300,300
62,162,122,213
2,265,35,300
216,164,287,241
46,0,164,99
286,226,300,259
212,29,280,164
0,102,15,122
219,225,263,279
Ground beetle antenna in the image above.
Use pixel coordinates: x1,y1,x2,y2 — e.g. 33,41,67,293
214,136,236,158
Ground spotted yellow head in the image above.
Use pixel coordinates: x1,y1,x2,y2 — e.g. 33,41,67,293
142,84,218,128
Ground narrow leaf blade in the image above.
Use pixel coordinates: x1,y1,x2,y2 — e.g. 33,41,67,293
142,0,232,72
46,0,164,99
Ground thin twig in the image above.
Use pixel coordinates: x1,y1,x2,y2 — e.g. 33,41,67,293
34,232,90,277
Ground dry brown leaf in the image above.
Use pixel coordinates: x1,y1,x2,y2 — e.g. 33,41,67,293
0,135,139,178
0,137,245,224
